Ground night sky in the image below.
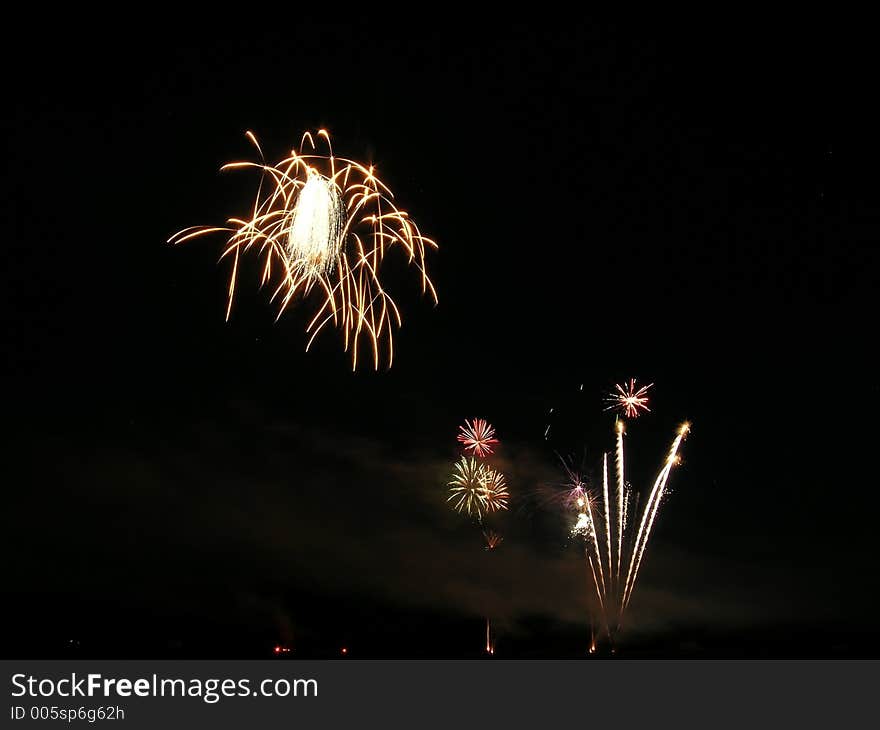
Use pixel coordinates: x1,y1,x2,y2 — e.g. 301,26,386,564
3,19,878,658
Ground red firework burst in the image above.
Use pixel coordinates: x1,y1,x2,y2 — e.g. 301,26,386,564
604,379,653,418
457,418,499,457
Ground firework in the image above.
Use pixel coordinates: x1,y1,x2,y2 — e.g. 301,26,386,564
615,419,625,582
565,480,592,536
483,528,502,656
620,422,690,612
169,129,437,370
553,385,689,650
448,419,508,654
605,379,653,418
457,419,499,457
572,508,592,537
558,467,608,615
480,468,509,513
447,457,488,519
601,453,613,582
483,529,504,550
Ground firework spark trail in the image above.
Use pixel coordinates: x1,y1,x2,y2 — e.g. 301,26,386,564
620,423,690,613
566,465,607,600
586,550,606,620
583,492,607,600
621,463,673,614
623,489,634,566
623,489,639,587
169,130,437,370
619,463,671,618
480,468,509,513
602,452,613,592
625,426,689,610
626,429,686,593
615,420,625,584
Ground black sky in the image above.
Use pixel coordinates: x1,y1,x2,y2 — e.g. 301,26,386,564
2,18,878,657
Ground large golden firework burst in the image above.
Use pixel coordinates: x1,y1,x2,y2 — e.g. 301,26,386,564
169,129,437,369
447,458,509,521
448,457,488,519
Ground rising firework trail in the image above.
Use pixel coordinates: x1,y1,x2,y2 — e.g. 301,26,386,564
582,485,607,599
169,129,437,369
602,453,613,587
615,419,625,584
621,423,690,614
